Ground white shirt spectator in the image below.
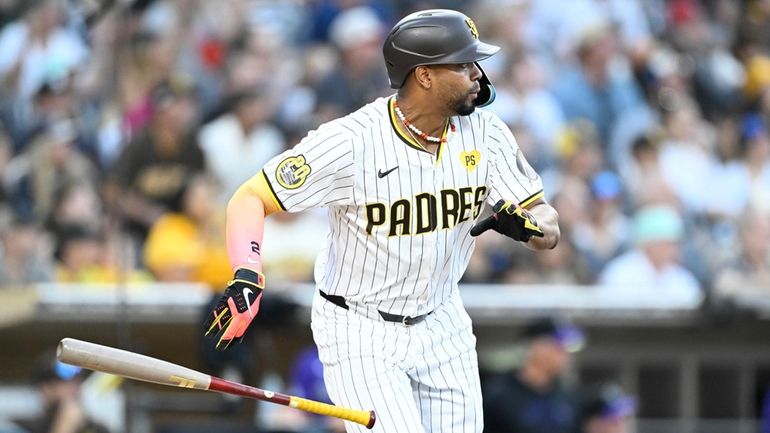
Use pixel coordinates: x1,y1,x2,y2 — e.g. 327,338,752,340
487,88,565,156
709,160,770,218
659,139,719,213
0,21,88,97
198,114,284,202
526,0,651,57
598,250,702,304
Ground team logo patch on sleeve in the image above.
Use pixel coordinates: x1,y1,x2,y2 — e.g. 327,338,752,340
460,150,481,171
275,155,311,189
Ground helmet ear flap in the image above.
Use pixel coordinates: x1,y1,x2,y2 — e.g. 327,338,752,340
474,62,496,107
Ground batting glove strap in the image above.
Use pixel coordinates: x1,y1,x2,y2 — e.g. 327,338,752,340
233,268,266,288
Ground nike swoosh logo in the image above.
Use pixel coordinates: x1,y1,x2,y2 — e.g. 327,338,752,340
378,166,398,178
243,288,255,317
246,257,259,264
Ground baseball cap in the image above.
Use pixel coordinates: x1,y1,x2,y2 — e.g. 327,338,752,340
590,171,622,201
632,204,684,245
582,383,636,420
740,113,767,143
520,317,586,353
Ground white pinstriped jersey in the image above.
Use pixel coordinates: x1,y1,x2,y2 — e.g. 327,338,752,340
261,96,543,318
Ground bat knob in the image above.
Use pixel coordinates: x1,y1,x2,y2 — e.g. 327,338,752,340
366,411,376,429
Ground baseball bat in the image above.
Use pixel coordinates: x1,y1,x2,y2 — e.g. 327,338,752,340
57,338,376,429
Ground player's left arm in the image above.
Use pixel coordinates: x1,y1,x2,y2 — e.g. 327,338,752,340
471,112,559,249
521,198,560,250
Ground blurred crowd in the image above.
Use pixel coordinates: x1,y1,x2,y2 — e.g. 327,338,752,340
0,0,769,307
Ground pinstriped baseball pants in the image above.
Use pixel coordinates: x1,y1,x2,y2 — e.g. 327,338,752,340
310,292,484,433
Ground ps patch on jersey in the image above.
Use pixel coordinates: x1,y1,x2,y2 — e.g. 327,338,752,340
275,155,311,189
460,150,480,171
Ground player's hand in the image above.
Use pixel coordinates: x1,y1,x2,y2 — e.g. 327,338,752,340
470,199,544,242
203,268,265,351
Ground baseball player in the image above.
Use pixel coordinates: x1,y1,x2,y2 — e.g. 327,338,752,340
204,9,560,433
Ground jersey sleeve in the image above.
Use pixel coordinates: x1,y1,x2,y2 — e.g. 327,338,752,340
485,114,544,208
258,123,356,212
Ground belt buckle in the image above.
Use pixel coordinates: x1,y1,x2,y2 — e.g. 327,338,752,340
401,315,412,326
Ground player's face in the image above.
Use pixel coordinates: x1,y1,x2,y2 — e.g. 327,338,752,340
431,63,483,116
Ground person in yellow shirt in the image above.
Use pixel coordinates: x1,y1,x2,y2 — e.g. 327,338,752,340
143,173,231,290
55,225,151,284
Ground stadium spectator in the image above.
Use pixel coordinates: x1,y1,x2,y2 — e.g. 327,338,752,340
579,383,636,433
551,25,647,149
3,117,98,223
598,204,702,304
621,134,677,209
714,207,770,298
105,77,204,240
657,97,719,214
0,0,88,99
313,6,389,120
528,240,588,285
13,352,109,433
198,88,285,202
0,215,52,286
46,182,103,237
483,316,585,433
547,120,605,191
486,52,566,166
143,173,230,289
262,210,330,284
572,171,630,277
53,224,110,283
709,114,770,218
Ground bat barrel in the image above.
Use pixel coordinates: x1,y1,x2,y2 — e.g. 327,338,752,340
57,338,212,390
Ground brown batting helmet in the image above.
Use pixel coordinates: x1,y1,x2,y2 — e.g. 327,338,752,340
382,9,500,107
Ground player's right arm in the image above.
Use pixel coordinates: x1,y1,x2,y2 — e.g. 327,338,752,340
204,124,355,350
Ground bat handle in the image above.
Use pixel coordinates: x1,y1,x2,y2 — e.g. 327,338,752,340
289,397,376,429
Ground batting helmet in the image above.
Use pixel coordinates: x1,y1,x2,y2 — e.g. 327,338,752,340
383,9,501,107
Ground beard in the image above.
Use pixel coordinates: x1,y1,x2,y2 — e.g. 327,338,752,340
455,99,476,116
450,88,479,116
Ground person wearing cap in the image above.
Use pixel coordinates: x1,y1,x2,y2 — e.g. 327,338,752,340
203,8,560,433
198,88,285,203
579,383,636,433
313,6,390,120
572,170,630,277
105,77,204,239
4,116,98,223
13,352,108,433
483,317,585,433
598,204,702,304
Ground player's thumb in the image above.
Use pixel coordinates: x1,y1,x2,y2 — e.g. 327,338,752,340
470,215,496,237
